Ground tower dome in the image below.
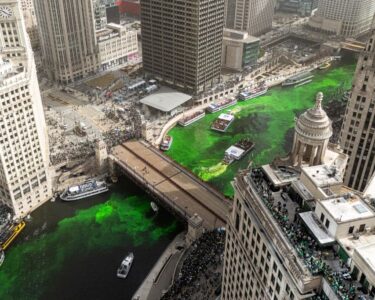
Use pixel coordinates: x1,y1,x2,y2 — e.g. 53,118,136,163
295,92,332,141
291,92,333,167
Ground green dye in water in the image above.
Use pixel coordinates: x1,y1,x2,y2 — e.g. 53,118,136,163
166,63,356,197
0,194,178,300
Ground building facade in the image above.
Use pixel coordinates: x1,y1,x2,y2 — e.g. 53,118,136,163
34,0,100,84
340,29,375,191
97,23,138,71
20,0,38,48
222,95,375,299
225,0,275,36
140,0,224,95
93,0,117,30
0,0,52,217
276,0,317,17
222,29,260,71
308,0,375,37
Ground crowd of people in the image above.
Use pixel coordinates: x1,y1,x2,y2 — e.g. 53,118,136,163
161,230,225,300
250,168,361,300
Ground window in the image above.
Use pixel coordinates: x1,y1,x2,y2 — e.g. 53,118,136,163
320,213,325,222
359,224,366,232
348,226,354,234
325,219,330,229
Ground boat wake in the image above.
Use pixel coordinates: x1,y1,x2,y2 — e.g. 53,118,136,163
197,162,228,181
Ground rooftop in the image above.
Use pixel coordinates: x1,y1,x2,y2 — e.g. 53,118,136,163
303,164,342,188
246,167,372,299
320,196,375,223
261,164,299,187
140,86,192,113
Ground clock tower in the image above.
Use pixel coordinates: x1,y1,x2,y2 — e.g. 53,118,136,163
0,0,29,60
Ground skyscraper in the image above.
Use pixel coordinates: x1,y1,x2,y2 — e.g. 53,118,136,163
225,0,275,36
140,0,224,95
340,28,375,191
308,0,375,37
221,96,375,299
0,0,52,217
34,0,100,84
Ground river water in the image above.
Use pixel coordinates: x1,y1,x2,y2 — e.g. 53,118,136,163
0,177,182,300
167,60,356,197
0,60,356,300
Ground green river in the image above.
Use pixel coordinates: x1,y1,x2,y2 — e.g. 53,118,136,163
167,60,356,197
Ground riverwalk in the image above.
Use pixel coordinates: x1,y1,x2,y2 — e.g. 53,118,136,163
132,232,186,300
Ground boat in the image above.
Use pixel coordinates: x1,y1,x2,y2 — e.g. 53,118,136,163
206,98,237,113
223,139,255,165
60,179,109,201
160,135,173,151
0,250,4,267
318,62,331,70
150,201,159,213
0,221,26,251
178,110,205,127
239,82,268,101
282,70,314,87
117,252,134,279
211,114,235,133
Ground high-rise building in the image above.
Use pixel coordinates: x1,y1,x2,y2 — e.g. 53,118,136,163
19,0,38,48
340,28,375,191
308,0,375,37
221,95,375,299
276,0,317,17
93,0,117,30
0,0,52,217
140,0,224,95
34,0,100,84
225,0,275,36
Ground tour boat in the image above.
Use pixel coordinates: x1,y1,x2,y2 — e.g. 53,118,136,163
239,83,268,101
178,110,205,127
60,179,109,201
211,114,235,133
318,62,331,70
206,98,237,113
0,250,4,267
160,135,173,151
0,221,26,251
117,252,134,279
223,139,255,165
282,71,314,87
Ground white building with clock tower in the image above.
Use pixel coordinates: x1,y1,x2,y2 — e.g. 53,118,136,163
0,0,52,217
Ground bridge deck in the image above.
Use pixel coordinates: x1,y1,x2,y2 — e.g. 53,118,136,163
111,140,230,229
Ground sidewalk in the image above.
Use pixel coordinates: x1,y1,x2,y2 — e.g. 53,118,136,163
132,232,186,300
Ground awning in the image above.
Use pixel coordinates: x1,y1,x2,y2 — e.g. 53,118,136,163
299,211,335,246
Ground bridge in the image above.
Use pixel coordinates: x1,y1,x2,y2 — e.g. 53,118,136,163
341,39,365,53
109,140,231,229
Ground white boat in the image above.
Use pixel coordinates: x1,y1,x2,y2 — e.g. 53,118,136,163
160,136,173,151
178,111,205,127
239,84,268,101
282,71,314,87
117,252,134,279
0,250,4,267
211,114,235,133
60,179,109,201
206,98,237,113
150,202,159,213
